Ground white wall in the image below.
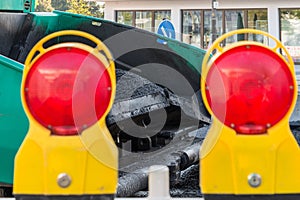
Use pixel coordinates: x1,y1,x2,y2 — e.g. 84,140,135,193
104,0,300,41
104,0,211,40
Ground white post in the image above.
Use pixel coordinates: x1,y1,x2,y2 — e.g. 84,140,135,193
268,6,280,48
171,7,181,40
148,165,171,200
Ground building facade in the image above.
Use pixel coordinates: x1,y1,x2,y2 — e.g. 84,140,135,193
103,0,300,64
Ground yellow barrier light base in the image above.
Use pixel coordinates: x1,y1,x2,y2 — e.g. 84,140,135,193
203,194,300,200
200,29,300,199
14,30,118,200
14,194,114,200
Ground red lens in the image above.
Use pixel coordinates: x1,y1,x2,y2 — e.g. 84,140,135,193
205,45,294,134
24,46,112,135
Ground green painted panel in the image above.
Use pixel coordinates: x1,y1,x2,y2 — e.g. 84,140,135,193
29,12,59,32
0,55,28,184
167,39,207,74
0,0,35,12
0,0,23,11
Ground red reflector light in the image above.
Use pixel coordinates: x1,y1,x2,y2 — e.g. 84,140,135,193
205,45,294,134
24,46,112,135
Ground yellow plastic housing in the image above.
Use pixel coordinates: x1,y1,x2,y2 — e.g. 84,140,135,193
200,29,300,195
14,30,118,196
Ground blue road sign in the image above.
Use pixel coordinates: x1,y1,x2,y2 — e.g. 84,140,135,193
157,19,175,39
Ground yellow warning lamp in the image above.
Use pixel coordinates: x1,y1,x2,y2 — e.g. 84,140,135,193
14,30,118,200
200,29,300,199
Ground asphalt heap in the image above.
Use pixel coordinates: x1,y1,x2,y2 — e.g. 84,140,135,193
107,68,170,125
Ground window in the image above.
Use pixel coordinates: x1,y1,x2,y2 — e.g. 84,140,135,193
116,10,171,32
116,11,134,26
248,9,268,43
181,9,268,49
136,11,152,32
203,10,223,48
280,8,300,64
182,10,201,47
225,10,244,44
